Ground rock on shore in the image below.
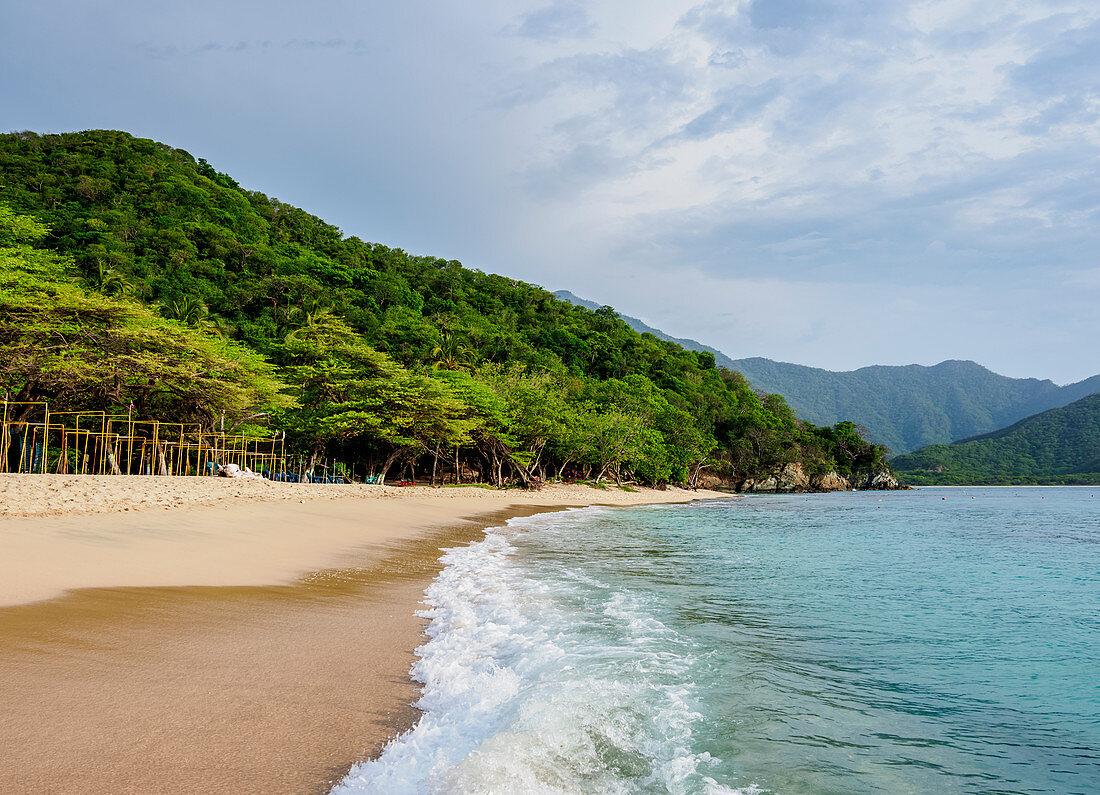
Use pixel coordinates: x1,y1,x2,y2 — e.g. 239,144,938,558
699,463,908,493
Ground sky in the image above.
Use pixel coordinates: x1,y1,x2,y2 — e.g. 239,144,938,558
2,0,1099,383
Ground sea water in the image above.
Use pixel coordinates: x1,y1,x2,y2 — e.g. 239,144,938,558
335,488,1100,793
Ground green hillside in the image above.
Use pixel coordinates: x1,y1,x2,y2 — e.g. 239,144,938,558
554,290,736,368
0,129,893,488
726,358,1100,455
891,393,1100,485
553,292,1100,456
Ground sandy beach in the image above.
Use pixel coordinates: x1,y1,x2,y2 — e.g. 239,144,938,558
0,476,725,794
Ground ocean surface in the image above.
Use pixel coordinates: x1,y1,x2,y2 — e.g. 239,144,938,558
336,488,1100,794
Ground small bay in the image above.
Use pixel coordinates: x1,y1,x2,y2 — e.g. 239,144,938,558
339,488,1100,793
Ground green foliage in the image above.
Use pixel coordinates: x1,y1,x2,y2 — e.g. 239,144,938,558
0,203,48,245
273,311,473,457
0,130,894,486
0,203,287,424
892,394,1100,485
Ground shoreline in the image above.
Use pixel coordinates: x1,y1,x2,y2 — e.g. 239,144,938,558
0,477,726,794
909,483,1099,488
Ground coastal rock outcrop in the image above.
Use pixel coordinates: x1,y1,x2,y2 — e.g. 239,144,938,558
849,469,907,490
813,471,850,491
732,464,907,493
740,463,811,493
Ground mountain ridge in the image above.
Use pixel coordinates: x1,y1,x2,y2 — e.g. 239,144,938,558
553,291,738,369
891,393,1100,485
554,291,1100,454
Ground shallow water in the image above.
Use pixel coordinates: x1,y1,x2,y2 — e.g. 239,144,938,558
337,488,1100,793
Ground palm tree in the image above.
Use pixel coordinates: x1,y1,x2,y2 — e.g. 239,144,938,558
162,295,210,327
91,262,134,296
431,334,473,371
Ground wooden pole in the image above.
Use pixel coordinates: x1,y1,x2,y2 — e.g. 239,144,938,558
107,439,122,475
41,405,49,474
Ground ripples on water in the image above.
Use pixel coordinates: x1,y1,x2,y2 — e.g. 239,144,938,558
337,489,1100,794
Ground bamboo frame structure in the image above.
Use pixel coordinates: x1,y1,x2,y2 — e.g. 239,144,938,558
0,400,309,479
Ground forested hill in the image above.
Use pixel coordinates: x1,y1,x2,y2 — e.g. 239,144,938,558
0,129,895,489
553,291,1100,456
719,359,1100,455
891,393,1100,485
553,291,738,369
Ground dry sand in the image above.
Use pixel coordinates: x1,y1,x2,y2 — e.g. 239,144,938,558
0,475,728,794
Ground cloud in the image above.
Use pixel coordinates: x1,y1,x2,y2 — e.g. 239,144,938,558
674,80,783,141
5,0,1100,381
484,0,1100,380
140,38,368,59
1012,17,1100,94
509,2,594,42
524,142,639,198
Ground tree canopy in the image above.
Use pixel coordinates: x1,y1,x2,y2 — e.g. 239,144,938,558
0,130,893,487
0,202,286,424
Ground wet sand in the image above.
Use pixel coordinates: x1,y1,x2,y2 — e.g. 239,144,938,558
0,479,725,794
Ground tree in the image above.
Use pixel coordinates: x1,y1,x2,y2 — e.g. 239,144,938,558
274,312,473,483
579,409,652,483
0,204,287,425
471,364,572,486
0,131,896,488
161,294,211,327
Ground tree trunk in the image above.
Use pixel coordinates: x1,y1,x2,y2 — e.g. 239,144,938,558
57,434,68,474
107,452,122,475
476,444,495,486
431,446,439,487
376,446,409,486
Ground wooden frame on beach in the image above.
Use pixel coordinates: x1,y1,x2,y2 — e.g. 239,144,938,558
0,400,288,478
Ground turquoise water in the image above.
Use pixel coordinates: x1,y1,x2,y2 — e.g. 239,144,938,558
339,488,1100,793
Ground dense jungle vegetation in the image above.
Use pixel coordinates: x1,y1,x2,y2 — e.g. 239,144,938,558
891,393,1100,485
0,129,890,486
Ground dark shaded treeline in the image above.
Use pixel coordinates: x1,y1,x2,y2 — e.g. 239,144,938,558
0,129,893,487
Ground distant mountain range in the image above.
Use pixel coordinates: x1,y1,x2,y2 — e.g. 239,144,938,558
722,359,1100,455
891,393,1100,485
554,291,1100,455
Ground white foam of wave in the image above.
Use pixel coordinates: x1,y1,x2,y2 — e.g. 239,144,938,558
334,509,757,794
